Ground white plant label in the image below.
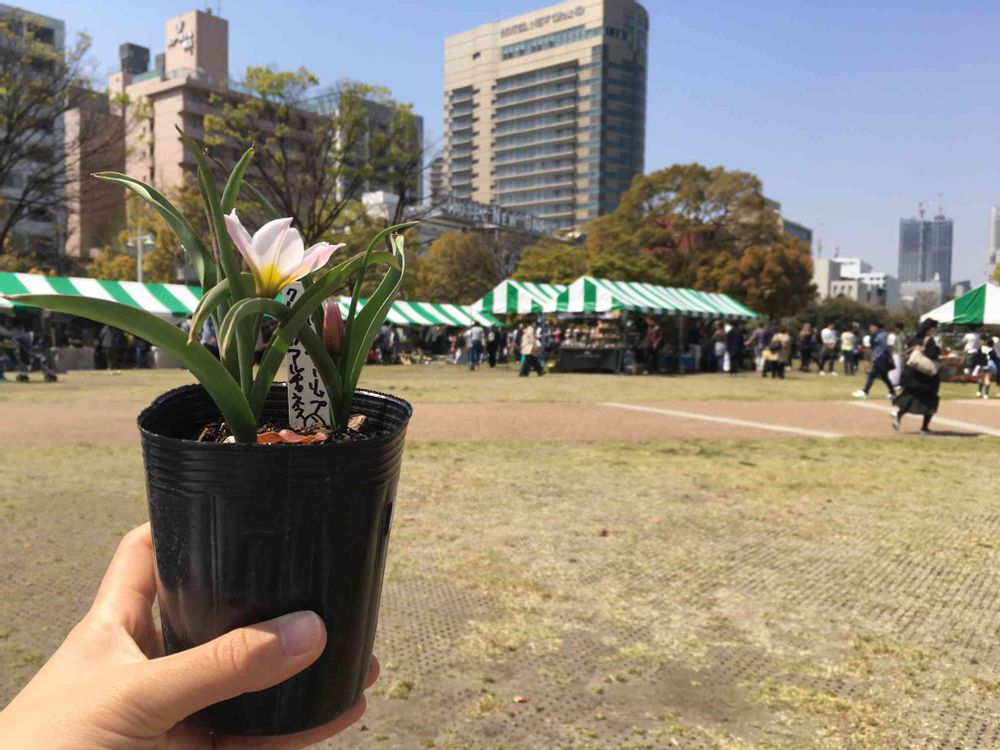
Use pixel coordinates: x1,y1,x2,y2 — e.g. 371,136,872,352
281,281,330,429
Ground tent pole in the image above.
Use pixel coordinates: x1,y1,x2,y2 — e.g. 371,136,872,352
620,310,627,374
678,315,684,374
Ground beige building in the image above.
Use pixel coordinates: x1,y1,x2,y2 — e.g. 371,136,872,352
443,0,648,232
108,9,230,193
95,9,421,264
64,93,126,257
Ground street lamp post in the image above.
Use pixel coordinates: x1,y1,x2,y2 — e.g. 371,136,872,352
126,228,155,283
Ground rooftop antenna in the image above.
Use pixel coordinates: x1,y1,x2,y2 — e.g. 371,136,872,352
816,237,823,259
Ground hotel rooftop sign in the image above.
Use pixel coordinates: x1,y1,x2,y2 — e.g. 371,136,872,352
500,5,585,38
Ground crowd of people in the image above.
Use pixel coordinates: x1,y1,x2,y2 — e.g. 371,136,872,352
450,321,551,377
706,319,912,384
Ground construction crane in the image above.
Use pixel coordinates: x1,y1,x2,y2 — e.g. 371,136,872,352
917,194,943,220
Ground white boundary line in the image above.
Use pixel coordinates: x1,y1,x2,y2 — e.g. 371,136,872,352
600,402,843,439
849,401,1000,437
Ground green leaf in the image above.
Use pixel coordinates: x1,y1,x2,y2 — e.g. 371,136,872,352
93,172,216,290
339,233,407,424
218,297,289,358
5,294,257,442
248,251,397,419
176,128,255,395
188,273,253,344
221,145,255,214
342,222,416,366
176,128,245,299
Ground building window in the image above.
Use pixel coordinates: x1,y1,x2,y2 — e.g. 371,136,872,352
472,51,481,59
501,26,603,60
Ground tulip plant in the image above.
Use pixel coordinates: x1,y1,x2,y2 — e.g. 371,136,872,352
3,133,413,443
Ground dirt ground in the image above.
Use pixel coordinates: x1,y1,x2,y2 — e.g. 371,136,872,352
3,397,1000,445
3,369,1000,749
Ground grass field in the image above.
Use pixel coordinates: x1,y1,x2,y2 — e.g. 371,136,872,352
0,363,979,406
2,368,1000,748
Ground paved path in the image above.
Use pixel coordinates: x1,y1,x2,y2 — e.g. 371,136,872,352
4,398,1000,445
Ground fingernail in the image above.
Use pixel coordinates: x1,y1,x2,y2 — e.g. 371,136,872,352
275,611,323,656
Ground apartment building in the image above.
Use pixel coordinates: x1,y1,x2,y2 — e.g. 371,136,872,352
0,3,65,257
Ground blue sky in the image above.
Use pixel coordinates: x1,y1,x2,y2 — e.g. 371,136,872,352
29,0,1000,283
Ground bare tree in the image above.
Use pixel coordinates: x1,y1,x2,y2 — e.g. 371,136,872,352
203,68,426,244
0,12,124,267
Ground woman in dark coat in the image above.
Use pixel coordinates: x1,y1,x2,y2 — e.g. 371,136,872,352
892,318,940,433
725,322,744,375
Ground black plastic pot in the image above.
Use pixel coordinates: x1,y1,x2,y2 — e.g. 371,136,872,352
137,383,411,736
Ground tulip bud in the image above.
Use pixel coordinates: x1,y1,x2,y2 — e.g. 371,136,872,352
323,300,345,358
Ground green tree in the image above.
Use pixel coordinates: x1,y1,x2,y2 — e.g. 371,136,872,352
411,232,500,303
204,68,424,244
513,237,587,284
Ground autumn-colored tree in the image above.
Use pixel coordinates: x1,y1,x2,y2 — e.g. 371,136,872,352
698,236,816,318
411,232,501,303
513,238,587,284
582,163,815,313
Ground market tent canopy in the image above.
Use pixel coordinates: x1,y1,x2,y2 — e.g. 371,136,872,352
470,280,566,314
334,298,501,328
921,283,1000,325
1,272,501,328
554,276,758,319
0,271,201,317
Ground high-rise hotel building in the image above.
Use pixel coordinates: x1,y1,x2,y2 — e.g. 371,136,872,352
442,0,648,231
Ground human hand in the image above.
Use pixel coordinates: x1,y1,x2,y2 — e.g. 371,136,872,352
0,523,377,749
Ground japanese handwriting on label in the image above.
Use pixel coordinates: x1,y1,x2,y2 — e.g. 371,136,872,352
281,282,330,429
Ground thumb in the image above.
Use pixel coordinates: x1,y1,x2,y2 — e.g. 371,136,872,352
136,610,326,727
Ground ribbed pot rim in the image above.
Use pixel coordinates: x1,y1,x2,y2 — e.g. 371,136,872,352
137,383,412,451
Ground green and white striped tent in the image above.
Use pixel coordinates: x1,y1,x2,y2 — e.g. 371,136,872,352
921,283,1000,325
471,280,566,314
0,271,201,316
333,298,501,328
555,277,758,319
1,272,501,328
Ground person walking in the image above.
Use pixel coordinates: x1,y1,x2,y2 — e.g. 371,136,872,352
467,321,485,371
772,325,792,378
819,322,838,376
486,327,499,368
970,335,999,399
892,318,941,433
725,322,744,375
798,323,814,372
962,330,982,373
853,322,895,399
749,321,767,372
840,325,858,376
519,322,544,377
